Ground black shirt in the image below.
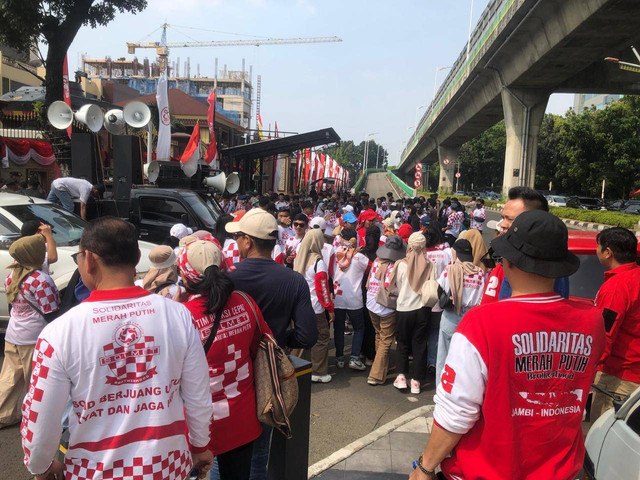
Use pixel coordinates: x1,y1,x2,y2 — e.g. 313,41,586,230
228,257,318,349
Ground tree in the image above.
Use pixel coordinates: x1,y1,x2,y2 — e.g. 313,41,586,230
323,139,389,181
458,121,506,190
0,0,147,106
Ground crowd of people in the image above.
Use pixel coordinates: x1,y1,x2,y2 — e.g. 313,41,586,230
0,181,637,480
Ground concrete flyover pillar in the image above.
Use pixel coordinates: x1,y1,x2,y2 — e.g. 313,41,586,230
438,145,459,194
501,88,550,197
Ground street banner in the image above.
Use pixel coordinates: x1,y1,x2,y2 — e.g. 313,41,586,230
257,113,264,140
204,89,218,168
62,55,71,139
304,149,311,188
180,125,200,177
155,72,171,161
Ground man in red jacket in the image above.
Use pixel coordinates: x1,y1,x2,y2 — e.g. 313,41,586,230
591,227,640,421
410,210,605,480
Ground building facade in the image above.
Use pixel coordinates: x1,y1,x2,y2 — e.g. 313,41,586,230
573,93,622,114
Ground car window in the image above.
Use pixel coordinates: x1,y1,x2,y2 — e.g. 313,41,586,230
0,213,19,235
627,403,640,436
183,194,218,229
139,197,191,224
3,204,86,246
569,255,606,300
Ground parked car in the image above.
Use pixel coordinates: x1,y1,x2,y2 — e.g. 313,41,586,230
547,195,568,207
622,203,640,215
583,386,640,479
566,196,603,210
607,199,640,212
0,193,155,334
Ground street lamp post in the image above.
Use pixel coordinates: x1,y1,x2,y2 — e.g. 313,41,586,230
415,105,426,131
433,66,452,100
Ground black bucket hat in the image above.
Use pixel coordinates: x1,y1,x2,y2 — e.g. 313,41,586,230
453,238,474,263
490,210,580,278
376,235,407,262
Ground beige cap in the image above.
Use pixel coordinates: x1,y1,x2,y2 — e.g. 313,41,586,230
225,208,278,240
149,245,177,270
179,234,198,247
183,240,222,275
382,217,395,228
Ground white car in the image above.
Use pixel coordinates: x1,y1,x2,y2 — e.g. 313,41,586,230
0,192,154,334
584,386,640,479
547,195,568,207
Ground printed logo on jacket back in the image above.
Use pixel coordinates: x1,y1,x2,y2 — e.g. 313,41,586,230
99,322,160,385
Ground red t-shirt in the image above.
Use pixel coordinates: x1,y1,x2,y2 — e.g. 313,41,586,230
480,263,505,304
435,293,605,479
595,262,640,383
184,291,272,455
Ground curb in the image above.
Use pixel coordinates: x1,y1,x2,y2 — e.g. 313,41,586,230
307,404,435,478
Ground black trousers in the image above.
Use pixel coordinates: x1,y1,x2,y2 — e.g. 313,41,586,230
218,440,254,480
361,307,377,361
395,307,430,382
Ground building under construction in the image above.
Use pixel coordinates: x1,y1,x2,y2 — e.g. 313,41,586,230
82,56,252,129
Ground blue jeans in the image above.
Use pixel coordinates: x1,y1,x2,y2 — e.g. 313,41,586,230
436,308,464,384
249,425,273,480
427,311,441,369
334,308,365,359
47,187,74,212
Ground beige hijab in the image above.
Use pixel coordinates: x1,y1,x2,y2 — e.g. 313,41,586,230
459,229,489,272
6,235,46,304
294,228,325,274
387,232,432,294
446,253,483,315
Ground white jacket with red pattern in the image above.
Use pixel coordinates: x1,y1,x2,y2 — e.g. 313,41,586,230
21,286,212,480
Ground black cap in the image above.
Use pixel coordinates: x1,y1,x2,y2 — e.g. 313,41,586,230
453,238,474,263
376,235,407,262
490,210,580,278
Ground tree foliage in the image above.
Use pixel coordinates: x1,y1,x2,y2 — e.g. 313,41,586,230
0,0,147,105
459,96,640,199
323,139,388,180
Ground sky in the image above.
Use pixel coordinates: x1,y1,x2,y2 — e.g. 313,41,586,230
65,0,575,166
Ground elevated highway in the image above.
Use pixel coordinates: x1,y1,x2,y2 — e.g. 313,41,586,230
397,0,640,195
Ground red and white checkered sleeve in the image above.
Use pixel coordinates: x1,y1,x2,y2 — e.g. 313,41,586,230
178,308,213,453
22,337,70,476
24,273,60,315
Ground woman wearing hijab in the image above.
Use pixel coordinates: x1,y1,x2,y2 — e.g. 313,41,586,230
436,238,485,382
423,221,453,377
138,245,181,298
458,228,489,273
387,232,433,394
179,240,271,480
360,226,381,366
0,235,60,428
294,229,335,383
365,235,406,385
332,228,370,371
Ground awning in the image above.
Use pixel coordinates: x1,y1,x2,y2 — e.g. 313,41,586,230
221,127,340,160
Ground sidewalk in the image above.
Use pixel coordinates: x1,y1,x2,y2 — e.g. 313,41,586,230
309,406,434,479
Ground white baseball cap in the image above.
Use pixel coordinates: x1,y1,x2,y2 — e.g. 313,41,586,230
170,223,193,239
309,217,327,231
342,205,354,213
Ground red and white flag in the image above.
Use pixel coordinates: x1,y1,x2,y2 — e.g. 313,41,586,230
204,89,218,168
181,125,201,177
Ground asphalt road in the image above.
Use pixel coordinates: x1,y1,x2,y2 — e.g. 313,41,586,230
365,172,403,200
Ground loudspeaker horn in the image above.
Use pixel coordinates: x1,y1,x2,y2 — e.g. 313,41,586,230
226,172,240,194
75,104,104,132
47,101,74,129
104,109,125,135
203,172,227,193
144,161,160,183
124,101,151,128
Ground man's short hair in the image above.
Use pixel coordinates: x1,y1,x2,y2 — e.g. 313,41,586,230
258,196,270,207
508,186,548,212
278,207,291,214
301,201,313,211
597,227,638,264
250,236,277,254
80,217,139,268
477,198,484,205
294,213,309,224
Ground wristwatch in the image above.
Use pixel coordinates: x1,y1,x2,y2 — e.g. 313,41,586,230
417,456,436,476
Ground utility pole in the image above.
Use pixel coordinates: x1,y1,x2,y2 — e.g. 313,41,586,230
426,163,430,192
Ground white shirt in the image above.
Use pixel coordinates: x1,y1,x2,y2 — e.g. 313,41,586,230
5,270,60,345
278,225,295,248
303,259,330,314
51,177,93,204
285,236,304,258
324,213,339,236
366,260,394,317
332,252,369,310
471,207,486,231
426,245,453,313
394,261,423,312
21,287,212,477
437,265,485,311
446,211,465,238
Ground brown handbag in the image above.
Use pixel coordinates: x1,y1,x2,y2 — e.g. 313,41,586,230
237,291,299,438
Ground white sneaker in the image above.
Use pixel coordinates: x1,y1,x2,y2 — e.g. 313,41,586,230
367,378,384,386
410,379,421,395
349,358,367,371
393,374,407,390
312,374,332,383
336,356,345,368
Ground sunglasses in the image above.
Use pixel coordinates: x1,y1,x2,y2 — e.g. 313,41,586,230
233,233,247,240
71,250,86,265
293,222,307,228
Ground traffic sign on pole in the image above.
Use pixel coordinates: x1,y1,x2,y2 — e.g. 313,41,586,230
455,172,461,178
414,179,422,188
443,158,451,166
414,171,422,180
415,163,423,172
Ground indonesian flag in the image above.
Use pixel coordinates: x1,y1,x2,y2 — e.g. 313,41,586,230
180,125,200,177
62,55,71,139
257,113,264,140
317,153,325,191
204,89,218,168
304,149,311,187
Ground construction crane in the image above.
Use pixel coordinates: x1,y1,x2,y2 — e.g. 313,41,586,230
127,23,342,72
